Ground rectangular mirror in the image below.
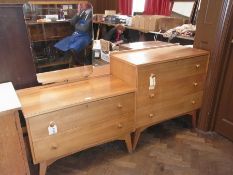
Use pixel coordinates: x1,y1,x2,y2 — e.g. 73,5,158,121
23,0,94,75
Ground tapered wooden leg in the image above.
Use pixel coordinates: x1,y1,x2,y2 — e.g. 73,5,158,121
124,134,133,153
188,110,197,128
39,162,48,175
133,129,142,150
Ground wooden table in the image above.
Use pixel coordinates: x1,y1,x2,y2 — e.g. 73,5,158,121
17,75,135,175
0,82,30,175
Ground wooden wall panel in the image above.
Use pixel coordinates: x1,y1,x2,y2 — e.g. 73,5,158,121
0,0,119,14
90,0,118,14
0,4,38,89
194,0,231,130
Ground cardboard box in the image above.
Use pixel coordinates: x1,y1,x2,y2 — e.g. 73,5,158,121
156,17,184,31
131,15,184,32
131,15,141,28
105,10,116,16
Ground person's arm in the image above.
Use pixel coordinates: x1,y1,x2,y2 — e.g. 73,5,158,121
75,17,92,33
103,28,116,42
70,15,80,26
70,11,84,26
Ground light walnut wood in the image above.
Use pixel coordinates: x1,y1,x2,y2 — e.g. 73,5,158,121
110,58,138,88
136,91,203,128
111,45,209,150
28,93,134,141
0,83,30,175
119,41,175,51
122,134,133,153
18,75,135,175
111,45,209,66
17,75,135,118
32,112,134,163
37,65,110,85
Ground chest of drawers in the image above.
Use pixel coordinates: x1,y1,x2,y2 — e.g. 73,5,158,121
111,45,209,149
17,76,135,175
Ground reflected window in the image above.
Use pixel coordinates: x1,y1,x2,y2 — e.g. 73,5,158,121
132,0,145,15
172,1,195,18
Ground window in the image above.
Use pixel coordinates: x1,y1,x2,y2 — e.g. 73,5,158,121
172,1,195,17
132,0,145,15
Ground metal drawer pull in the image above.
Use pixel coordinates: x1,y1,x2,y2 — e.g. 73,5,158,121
149,114,154,118
196,64,200,69
117,104,123,108
149,93,155,98
193,82,198,87
191,100,196,104
51,144,58,150
117,123,123,128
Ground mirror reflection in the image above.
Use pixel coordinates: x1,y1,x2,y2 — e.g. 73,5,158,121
23,1,93,73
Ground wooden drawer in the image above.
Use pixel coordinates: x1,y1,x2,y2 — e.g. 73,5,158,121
137,73,206,107
27,93,135,141
138,55,208,90
136,91,203,128
32,112,134,163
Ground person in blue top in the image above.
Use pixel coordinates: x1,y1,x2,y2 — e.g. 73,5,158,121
54,2,92,64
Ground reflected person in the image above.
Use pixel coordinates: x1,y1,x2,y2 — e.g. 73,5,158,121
54,2,92,65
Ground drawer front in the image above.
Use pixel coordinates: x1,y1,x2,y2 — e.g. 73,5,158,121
136,91,203,128
137,73,206,107
138,55,208,90
28,93,135,141
32,112,134,163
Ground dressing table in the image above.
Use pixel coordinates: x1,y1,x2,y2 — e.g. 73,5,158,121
17,75,135,175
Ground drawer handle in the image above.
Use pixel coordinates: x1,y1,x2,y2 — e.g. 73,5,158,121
51,144,58,150
191,100,196,104
149,93,155,98
193,82,198,87
117,104,123,109
49,121,56,127
117,123,123,128
196,64,200,69
149,114,154,118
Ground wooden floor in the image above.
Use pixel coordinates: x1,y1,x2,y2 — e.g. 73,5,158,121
29,116,233,175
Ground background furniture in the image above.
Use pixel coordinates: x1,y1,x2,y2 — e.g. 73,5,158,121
0,82,30,175
111,45,209,149
0,4,38,89
17,76,135,175
24,1,87,72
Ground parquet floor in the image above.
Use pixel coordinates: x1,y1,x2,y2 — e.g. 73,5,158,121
30,117,233,175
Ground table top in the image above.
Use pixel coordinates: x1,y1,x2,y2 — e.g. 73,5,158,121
93,21,149,33
111,45,209,66
120,41,175,50
26,20,71,26
0,82,21,114
37,65,110,85
17,75,135,118
149,31,195,41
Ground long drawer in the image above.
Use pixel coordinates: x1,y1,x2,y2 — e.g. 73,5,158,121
32,112,134,163
135,91,203,128
137,73,206,107
137,55,208,90
28,93,135,141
